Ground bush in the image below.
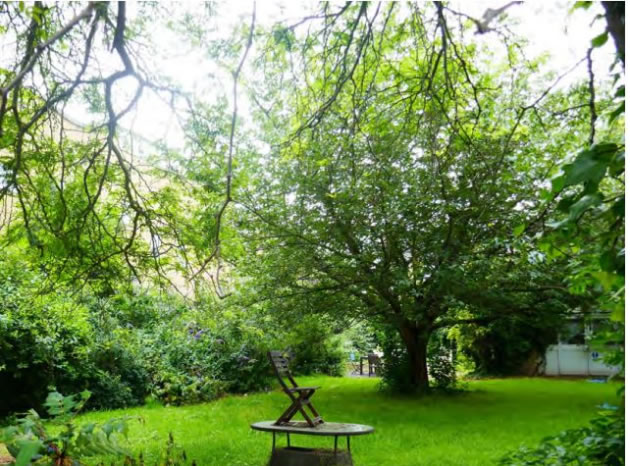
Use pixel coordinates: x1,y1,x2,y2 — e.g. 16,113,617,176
141,314,271,404
84,340,150,410
453,316,560,377
285,316,345,377
427,346,456,390
0,251,352,415
500,403,624,465
0,254,95,416
379,339,417,394
0,391,134,465
378,326,458,393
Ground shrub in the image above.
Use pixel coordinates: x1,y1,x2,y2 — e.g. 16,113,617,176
0,251,352,415
379,335,417,394
285,317,345,377
84,339,150,410
500,403,624,465
427,346,456,390
0,254,95,416
0,391,134,465
141,315,271,404
453,316,560,377
379,326,458,393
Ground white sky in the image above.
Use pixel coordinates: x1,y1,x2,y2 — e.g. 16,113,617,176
65,1,616,152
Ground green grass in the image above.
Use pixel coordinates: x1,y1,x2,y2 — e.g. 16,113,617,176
78,376,619,465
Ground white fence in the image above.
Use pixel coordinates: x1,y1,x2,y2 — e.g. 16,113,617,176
544,344,618,376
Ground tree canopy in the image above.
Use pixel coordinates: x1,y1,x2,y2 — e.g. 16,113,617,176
0,1,624,393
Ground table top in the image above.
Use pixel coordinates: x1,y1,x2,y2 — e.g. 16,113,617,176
251,421,374,437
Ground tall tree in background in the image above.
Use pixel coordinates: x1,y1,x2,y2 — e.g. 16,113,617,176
239,3,590,392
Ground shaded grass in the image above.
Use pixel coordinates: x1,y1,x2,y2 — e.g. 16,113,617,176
78,377,619,465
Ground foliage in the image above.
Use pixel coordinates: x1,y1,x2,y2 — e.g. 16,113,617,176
453,315,561,376
241,2,589,393
501,4,625,464
499,404,624,466
0,391,133,466
0,253,151,415
0,3,192,289
378,327,457,392
141,315,271,405
541,1,625,339
0,249,350,415
378,326,417,394
340,321,381,357
286,316,345,377
1,392,198,466
427,338,456,390
0,251,93,416
83,340,150,411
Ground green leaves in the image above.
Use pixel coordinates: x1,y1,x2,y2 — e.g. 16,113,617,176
560,143,618,190
500,404,624,465
570,1,593,12
591,32,609,48
272,26,295,51
550,142,624,231
44,390,89,418
13,438,43,466
567,193,603,222
1,390,136,465
513,224,526,237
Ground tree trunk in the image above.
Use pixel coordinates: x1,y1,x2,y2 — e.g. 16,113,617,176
602,2,625,65
399,320,431,394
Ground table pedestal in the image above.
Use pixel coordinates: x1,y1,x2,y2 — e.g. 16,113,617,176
269,447,353,466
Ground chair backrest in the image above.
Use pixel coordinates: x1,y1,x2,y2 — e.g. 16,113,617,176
268,351,298,393
367,353,381,364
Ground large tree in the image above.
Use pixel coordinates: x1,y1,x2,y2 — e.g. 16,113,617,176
237,3,593,392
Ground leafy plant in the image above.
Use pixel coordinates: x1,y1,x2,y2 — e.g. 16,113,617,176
427,346,456,390
453,315,561,376
286,316,345,377
0,391,134,466
499,404,624,465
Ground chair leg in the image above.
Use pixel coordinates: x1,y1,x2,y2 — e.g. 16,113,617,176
275,396,300,425
276,391,324,427
298,406,315,427
296,392,316,427
300,390,324,426
306,401,320,418
304,390,323,423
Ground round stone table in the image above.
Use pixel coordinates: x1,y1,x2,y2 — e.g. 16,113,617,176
251,421,374,466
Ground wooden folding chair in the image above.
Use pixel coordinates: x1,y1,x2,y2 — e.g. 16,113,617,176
268,351,324,427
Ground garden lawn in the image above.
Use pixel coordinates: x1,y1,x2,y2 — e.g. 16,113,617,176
79,376,619,466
